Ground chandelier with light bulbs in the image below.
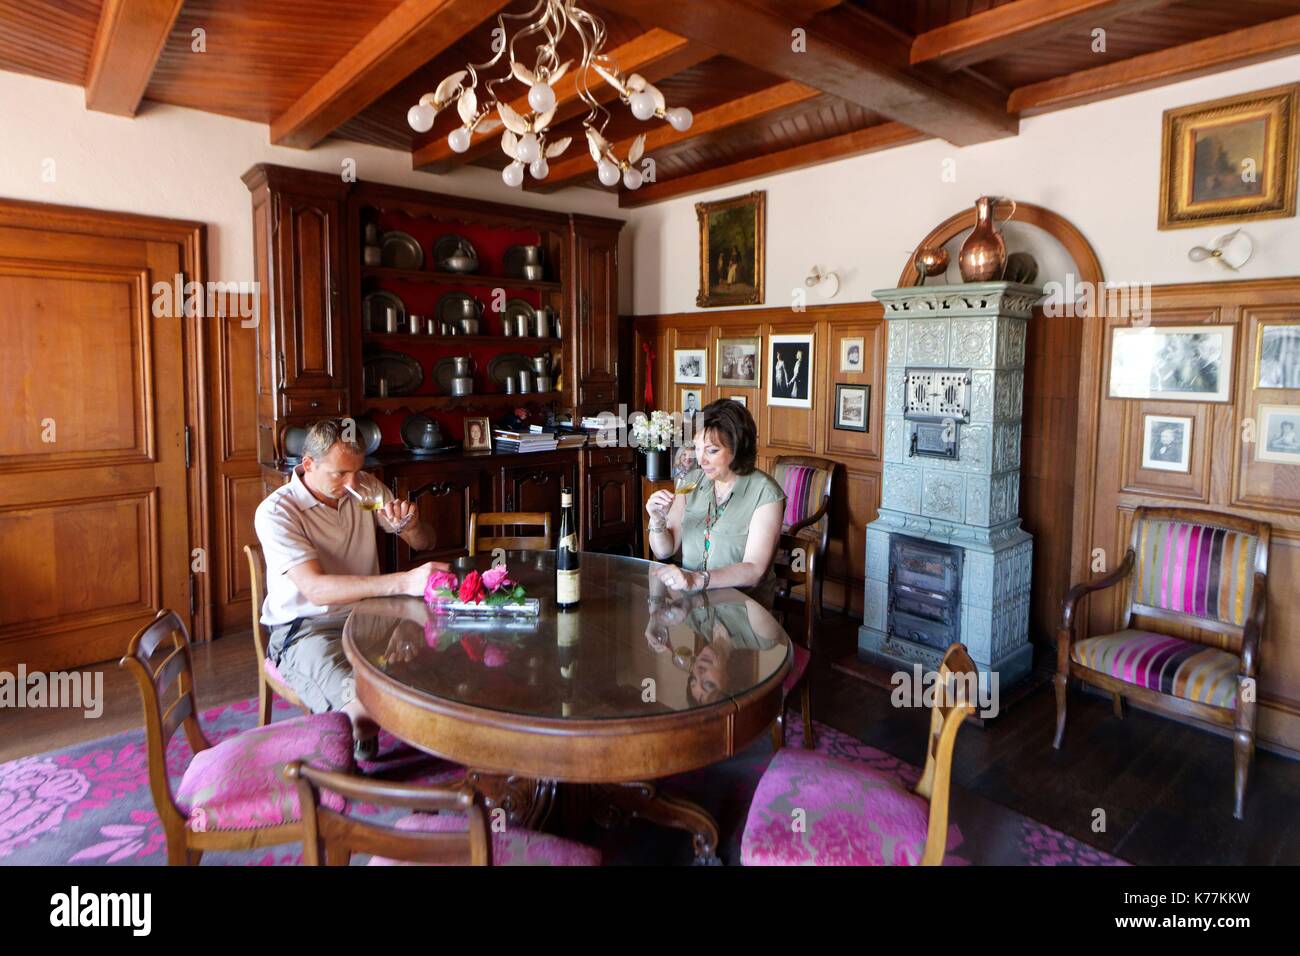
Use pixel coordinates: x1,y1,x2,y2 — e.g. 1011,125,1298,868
406,0,693,190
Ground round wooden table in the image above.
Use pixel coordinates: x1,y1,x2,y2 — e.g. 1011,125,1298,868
343,551,791,864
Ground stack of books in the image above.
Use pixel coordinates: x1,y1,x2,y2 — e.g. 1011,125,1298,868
494,429,558,453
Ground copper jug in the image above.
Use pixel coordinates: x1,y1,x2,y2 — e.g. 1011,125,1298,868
958,196,1016,282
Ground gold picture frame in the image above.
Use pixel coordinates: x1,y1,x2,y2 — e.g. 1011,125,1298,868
696,191,765,307
1158,83,1299,230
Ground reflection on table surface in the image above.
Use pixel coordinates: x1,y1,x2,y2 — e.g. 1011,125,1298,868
343,551,790,721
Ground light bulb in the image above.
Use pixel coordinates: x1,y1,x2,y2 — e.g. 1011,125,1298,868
516,132,540,164
629,90,656,121
666,107,693,132
528,82,556,114
529,156,549,180
407,103,436,133
502,161,525,188
623,166,643,190
597,159,621,187
448,127,471,153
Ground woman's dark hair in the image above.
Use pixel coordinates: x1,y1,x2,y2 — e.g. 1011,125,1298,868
696,399,757,475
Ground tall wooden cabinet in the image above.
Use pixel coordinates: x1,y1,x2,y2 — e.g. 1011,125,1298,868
244,164,633,561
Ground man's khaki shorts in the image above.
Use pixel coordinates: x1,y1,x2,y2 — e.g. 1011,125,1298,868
267,616,354,714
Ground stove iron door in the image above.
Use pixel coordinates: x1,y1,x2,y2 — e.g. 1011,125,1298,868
887,535,962,651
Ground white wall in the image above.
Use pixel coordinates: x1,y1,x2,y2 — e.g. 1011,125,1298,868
0,70,624,285
624,54,1300,316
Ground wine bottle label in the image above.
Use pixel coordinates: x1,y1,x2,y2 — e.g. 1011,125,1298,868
559,533,577,551
556,568,580,604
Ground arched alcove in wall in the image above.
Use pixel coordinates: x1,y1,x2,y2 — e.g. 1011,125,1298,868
893,203,1104,651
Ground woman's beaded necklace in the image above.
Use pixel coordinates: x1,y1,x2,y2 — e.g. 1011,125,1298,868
701,477,736,571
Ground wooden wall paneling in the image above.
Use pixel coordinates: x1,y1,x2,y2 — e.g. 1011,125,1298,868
824,319,883,461
762,317,820,452
1075,278,1300,754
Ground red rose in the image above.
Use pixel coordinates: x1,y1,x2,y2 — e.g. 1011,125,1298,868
458,569,484,604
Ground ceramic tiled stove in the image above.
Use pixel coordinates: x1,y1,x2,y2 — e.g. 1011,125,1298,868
859,282,1043,690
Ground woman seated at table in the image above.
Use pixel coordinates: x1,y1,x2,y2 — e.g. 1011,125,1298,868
645,399,785,607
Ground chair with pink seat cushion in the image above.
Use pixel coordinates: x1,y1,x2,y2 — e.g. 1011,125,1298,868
284,762,601,866
245,544,310,726
770,532,818,750
120,609,356,865
1055,507,1271,819
742,643,977,866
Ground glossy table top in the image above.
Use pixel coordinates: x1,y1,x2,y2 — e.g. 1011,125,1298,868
342,552,791,723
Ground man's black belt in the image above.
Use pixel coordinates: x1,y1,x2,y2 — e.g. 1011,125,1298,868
271,617,307,666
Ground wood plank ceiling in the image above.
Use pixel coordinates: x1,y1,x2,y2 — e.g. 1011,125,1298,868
0,0,1297,205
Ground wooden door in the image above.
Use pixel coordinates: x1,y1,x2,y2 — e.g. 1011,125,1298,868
498,456,578,542
274,190,346,393
391,463,489,567
0,202,202,671
572,218,620,411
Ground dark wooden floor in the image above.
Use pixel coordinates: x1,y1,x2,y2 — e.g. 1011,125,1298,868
5,614,1298,865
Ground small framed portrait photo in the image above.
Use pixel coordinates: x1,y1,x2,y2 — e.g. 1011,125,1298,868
1256,322,1300,388
840,337,865,373
680,388,704,418
463,416,492,452
717,337,760,388
674,348,707,385
728,395,747,409
1141,414,1192,472
1257,404,1300,465
834,384,869,432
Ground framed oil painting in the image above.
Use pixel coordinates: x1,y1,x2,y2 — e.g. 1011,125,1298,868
1257,404,1300,465
696,191,765,307
1158,84,1299,229
1141,414,1192,473
717,337,760,388
1108,325,1234,402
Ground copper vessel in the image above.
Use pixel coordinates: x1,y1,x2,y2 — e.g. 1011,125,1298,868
913,247,949,284
958,196,1016,282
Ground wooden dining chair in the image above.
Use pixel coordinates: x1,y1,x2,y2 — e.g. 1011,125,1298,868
244,544,309,726
771,455,839,619
284,761,601,866
769,531,817,751
741,643,977,866
120,609,355,865
468,511,552,556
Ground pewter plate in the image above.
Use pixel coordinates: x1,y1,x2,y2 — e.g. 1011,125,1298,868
381,231,423,270
487,352,533,388
363,350,423,396
503,297,535,330
362,290,406,332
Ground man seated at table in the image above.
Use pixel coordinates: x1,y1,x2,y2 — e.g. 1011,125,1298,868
254,419,445,760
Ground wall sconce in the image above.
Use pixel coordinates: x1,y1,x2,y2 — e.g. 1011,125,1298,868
805,265,840,298
1188,228,1254,271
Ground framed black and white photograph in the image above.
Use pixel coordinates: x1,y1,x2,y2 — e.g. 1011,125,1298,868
717,337,760,388
834,384,869,432
840,337,865,373
674,349,707,385
1257,404,1300,464
1256,323,1300,389
1108,325,1234,402
1141,414,1192,472
728,395,747,408
768,333,813,408
680,388,703,417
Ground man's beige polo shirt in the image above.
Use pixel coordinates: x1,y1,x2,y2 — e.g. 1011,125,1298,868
254,467,395,627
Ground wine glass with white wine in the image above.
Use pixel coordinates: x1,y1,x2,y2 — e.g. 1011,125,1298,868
346,474,413,530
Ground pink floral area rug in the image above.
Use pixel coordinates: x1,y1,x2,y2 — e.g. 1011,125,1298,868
0,698,1125,866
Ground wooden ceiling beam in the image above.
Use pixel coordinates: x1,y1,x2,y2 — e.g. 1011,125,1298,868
83,0,185,116
911,0,1174,72
1008,12,1300,115
270,0,511,149
411,28,709,173
618,121,927,207
610,0,1016,146
527,80,821,193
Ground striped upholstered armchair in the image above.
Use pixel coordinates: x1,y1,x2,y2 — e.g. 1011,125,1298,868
1054,507,1270,819
770,456,838,618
